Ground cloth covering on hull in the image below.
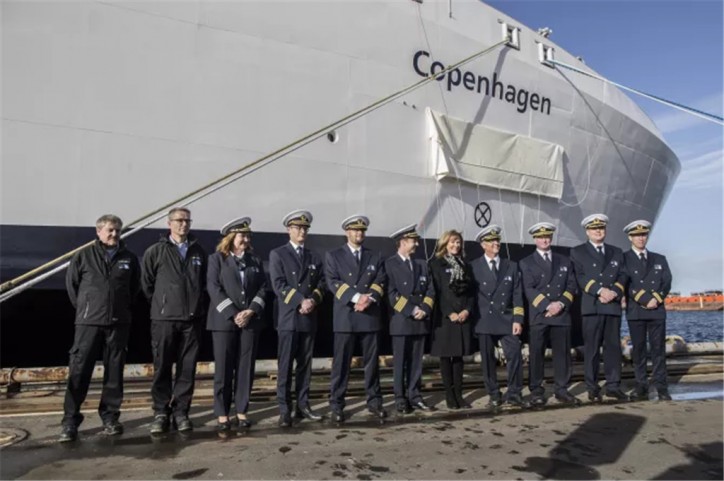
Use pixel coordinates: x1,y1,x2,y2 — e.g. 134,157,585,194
427,109,565,199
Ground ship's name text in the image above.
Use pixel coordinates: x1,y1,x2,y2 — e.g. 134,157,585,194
413,50,551,115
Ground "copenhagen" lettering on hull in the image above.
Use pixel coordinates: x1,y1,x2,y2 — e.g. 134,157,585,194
413,50,552,116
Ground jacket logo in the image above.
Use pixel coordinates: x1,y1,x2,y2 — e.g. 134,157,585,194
559,266,567,272
654,264,662,270
610,260,618,267
367,265,376,271
191,256,203,266
504,275,512,281
117,260,131,270
309,264,317,270
420,276,427,283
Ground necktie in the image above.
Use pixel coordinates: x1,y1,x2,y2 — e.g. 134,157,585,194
544,253,551,263
296,246,303,259
639,252,646,264
405,258,413,272
596,246,604,258
353,250,360,265
490,260,498,279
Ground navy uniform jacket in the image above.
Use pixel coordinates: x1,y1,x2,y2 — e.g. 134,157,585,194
206,251,268,331
324,246,386,333
269,243,325,333
384,255,434,336
624,250,672,320
519,252,578,327
570,243,627,316
470,257,525,335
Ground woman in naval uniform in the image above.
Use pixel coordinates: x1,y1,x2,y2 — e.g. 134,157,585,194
206,217,268,435
428,230,475,409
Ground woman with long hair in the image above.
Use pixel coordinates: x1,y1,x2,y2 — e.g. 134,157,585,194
206,217,268,435
429,230,475,409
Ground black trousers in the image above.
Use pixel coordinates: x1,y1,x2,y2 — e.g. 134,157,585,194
150,320,201,417
582,314,622,392
528,324,572,395
276,330,315,414
439,356,465,404
62,324,130,427
628,319,668,390
392,335,425,407
329,331,383,412
478,334,523,396
211,329,259,417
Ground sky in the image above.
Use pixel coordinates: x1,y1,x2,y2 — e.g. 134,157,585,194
488,0,723,295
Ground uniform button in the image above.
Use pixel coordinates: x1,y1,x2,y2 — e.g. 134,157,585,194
483,282,486,285
292,271,296,275
546,294,550,297
546,284,550,287
349,273,352,276
490,301,494,305
403,282,407,285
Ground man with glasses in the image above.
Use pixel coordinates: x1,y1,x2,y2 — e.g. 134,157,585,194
142,207,208,433
470,225,526,408
570,214,628,403
59,214,140,442
269,210,326,427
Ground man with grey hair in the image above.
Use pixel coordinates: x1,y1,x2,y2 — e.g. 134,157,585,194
142,207,208,434
60,214,141,442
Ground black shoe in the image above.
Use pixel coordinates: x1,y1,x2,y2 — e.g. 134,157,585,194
530,394,547,407
604,389,629,401
175,416,193,432
657,388,672,401
217,420,232,436
629,388,649,402
367,406,388,419
237,418,252,429
396,404,414,414
554,391,581,406
487,393,503,408
458,399,472,409
412,400,436,412
59,424,78,443
330,411,345,423
506,393,527,407
278,413,293,428
103,419,124,436
150,414,170,434
295,405,323,421
587,391,603,403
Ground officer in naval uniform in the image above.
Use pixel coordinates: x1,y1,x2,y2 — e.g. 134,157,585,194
325,215,387,423
519,222,580,407
570,214,629,402
622,220,673,401
470,225,526,407
206,217,268,434
384,224,436,413
269,210,326,427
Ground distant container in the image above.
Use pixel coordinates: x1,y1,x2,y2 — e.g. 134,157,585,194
666,292,724,311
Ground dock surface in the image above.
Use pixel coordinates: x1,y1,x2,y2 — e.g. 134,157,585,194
1,372,722,480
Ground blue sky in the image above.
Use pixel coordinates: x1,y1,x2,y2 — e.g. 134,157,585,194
489,0,723,294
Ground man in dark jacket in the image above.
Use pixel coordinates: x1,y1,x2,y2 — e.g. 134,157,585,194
269,210,326,427
142,207,208,433
622,220,673,401
325,215,387,423
60,214,140,442
385,224,436,414
519,222,580,407
470,225,526,408
570,213,628,402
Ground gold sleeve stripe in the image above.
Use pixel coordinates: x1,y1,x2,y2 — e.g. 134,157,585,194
423,296,434,309
614,282,625,291
394,296,408,312
284,288,297,304
585,280,596,293
335,284,350,300
532,294,546,307
370,283,384,295
563,291,574,303
313,288,323,299
513,307,525,316
652,291,663,303
634,290,645,302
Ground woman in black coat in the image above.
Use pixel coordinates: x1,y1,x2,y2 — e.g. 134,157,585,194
207,217,268,435
429,230,475,409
